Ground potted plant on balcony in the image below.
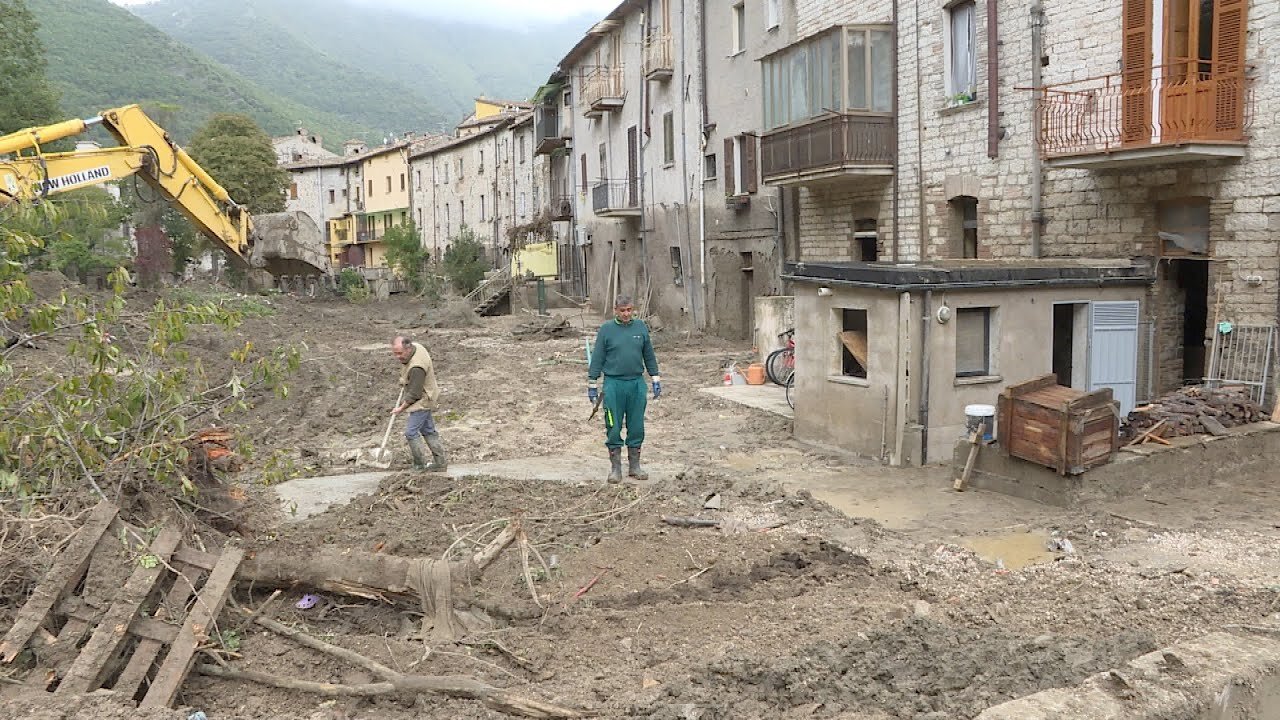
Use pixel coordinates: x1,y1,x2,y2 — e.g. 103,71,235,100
945,90,978,108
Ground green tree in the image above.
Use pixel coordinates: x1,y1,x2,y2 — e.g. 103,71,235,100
382,222,441,299
442,225,487,295
1,187,130,281
0,0,62,133
189,113,288,214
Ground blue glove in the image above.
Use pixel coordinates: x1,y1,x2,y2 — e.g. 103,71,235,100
587,385,599,404
652,376,662,398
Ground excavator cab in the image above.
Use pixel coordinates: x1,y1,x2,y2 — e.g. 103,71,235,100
0,106,329,288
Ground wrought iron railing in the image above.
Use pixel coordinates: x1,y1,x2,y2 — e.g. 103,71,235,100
644,33,673,78
581,66,625,109
591,179,639,214
463,266,513,307
760,113,895,180
1036,64,1254,158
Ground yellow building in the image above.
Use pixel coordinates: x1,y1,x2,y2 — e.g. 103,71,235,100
344,143,411,269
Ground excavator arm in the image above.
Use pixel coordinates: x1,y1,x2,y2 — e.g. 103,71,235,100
0,105,327,280
0,106,253,266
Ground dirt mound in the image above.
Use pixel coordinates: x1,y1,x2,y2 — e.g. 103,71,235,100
663,618,1156,718
23,270,73,301
421,299,481,328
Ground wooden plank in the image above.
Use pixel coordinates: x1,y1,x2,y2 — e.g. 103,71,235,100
171,547,218,572
836,330,869,369
954,424,984,492
0,502,119,663
1004,374,1058,398
1199,414,1229,436
140,547,244,709
56,526,183,695
113,552,208,699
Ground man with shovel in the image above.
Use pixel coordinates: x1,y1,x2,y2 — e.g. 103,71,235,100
390,335,447,471
587,295,661,483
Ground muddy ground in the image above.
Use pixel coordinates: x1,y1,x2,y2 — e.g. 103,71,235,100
3,284,1280,719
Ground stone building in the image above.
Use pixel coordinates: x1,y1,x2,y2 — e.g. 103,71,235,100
777,0,1276,463
272,129,335,165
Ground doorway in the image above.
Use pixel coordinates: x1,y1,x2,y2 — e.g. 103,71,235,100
1175,259,1210,383
1052,302,1089,388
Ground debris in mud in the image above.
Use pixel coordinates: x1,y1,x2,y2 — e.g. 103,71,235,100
511,315,577,339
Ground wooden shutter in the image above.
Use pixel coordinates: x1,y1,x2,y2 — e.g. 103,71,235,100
1120,0,1152,145
723,137,735,196
744,136,759,194
1211,0,1247,137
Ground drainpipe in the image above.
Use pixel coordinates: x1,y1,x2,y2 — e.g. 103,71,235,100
1030,3,1045,258
986,0,1000,159
638,10,650,293
493,131,501,267
696,0,708,328
914,0,927,263
891,0,901,263
919,289,933,465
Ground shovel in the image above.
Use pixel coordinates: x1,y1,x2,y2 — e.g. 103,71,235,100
364,388,404,469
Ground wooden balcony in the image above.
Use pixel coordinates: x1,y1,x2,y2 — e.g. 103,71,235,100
591,179,640,218
581,66,625,117
760,113,895,187
644,33,673,81
1036,64,1254,169
534,105,565,155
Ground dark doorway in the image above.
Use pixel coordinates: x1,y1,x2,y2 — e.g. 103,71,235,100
1176,260,1210,383
1053,303,1075,387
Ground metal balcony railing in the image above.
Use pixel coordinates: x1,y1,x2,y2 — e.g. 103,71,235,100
644,33,673,79
581,66,625,113
760,113,895,182
1036,63,1254,158
591,179,639,215
534,105,564,154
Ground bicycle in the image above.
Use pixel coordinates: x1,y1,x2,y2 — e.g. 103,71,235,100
784,369,795,410
766,328,795,386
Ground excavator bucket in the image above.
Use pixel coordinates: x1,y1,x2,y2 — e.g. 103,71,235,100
249,211,331,283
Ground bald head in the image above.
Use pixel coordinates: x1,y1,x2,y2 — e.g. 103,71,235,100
391,335,414,363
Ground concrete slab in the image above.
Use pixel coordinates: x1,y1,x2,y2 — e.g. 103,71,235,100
446,456,679,485
273,471,393,521
699,384,793,419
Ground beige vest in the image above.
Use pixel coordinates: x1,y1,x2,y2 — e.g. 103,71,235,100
398,342,440,412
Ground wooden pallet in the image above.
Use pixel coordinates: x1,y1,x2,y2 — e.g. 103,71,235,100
0,501,243,708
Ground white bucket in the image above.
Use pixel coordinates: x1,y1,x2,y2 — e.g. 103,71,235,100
964,403,996,442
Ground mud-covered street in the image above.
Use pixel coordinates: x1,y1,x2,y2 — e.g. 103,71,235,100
4,286,1280,720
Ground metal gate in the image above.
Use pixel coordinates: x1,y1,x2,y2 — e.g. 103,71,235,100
1206,324,1276,406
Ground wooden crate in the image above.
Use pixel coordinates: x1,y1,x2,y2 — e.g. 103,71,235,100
996,374,1120,475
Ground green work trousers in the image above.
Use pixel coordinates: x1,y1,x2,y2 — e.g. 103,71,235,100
602,375,647,449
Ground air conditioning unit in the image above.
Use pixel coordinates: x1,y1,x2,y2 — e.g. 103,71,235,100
554,197,574,219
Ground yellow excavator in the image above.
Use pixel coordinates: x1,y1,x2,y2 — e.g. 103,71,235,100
0,105,328,286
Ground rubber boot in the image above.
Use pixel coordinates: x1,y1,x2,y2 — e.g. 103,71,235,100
407,435,430,469
423,432,448,472
607,448,623,484
627,447,649,481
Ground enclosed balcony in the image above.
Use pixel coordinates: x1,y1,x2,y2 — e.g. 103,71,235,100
534,105,565,155
644,33,673,81
760,25,896,186
581,66,625,117
591,179,640,217
1036,63,1253,169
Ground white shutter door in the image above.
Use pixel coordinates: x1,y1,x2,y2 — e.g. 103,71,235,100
1088,301,1140,415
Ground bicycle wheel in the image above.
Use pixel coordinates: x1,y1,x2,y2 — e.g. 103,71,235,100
766,347,793,386
785,370,795,409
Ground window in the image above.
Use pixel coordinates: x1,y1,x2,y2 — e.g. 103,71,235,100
855,218,879,261
762,26,893,129
564,89,572,107
723,135,757,195
342,188,348,199
766,0,780,28
417,208,423,227
444,164,450,184
598,143,607,180
946,1,977,103
950,196,979,258
367,179,373,197
662,111,675,165
386,176,392,193
519,136,526,162
458,158,464,178
1157,197,1210,256
288,183,298,199
460,200,465,226
481,195,486,222
519,192,527,217
955,308,993,377
580,154,588,192
837,309,869,378
400,173,406,191
670,246,684,287
416,170,421,186
444,204,450,232
731,3,746,54
479,149,485,173
328,189,335,204
704,153,718,180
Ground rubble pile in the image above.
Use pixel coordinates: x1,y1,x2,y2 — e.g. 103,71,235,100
1124,385,1270,438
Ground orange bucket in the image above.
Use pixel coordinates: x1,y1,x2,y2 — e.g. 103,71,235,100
745,363,766,385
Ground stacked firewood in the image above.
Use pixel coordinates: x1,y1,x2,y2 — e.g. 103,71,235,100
1123,385,1270,439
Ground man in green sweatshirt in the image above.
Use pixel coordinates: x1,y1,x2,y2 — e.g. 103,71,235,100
587,295,661,483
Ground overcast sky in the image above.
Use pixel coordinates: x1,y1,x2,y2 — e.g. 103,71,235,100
109,0,618,26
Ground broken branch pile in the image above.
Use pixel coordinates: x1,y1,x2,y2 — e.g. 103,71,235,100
1123,385,1270,438
511,315,576,339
